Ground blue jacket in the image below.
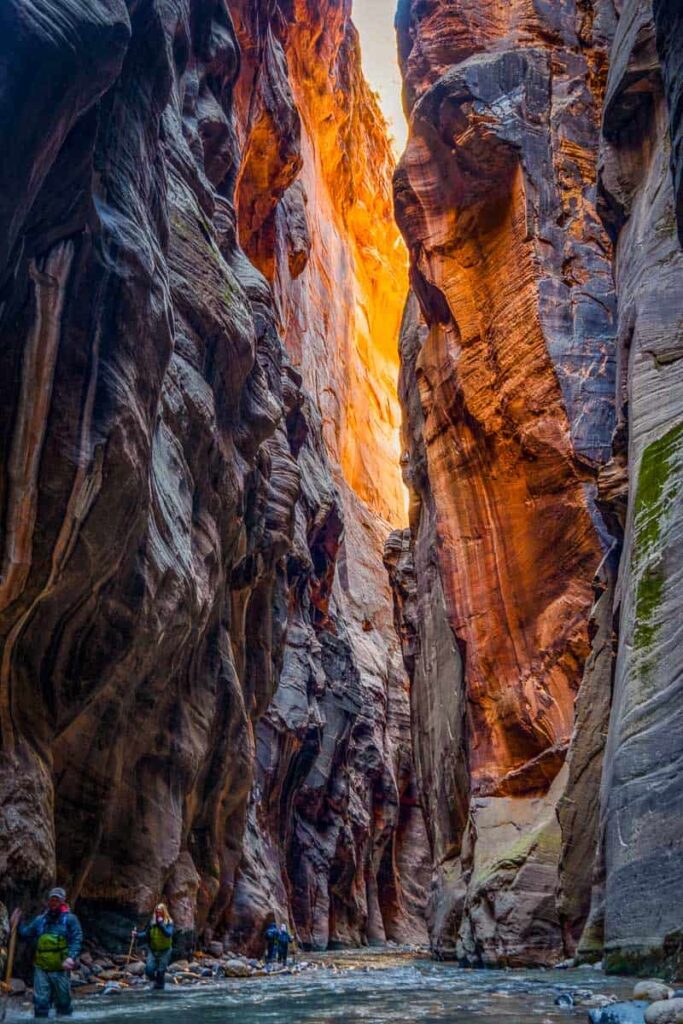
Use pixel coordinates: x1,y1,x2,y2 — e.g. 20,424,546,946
19,910,83,960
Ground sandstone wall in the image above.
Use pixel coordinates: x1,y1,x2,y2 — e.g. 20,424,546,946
227,0,430,951
389,0,683,973
0,0,427,953
390,0,618,965
583,0,683,976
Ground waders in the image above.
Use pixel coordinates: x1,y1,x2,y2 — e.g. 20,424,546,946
0,921,18,1022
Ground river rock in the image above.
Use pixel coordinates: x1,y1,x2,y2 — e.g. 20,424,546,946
98,970,122,981
584,995,619,1009
644,1000,683,1024
127,962,145,977
634,982,674,1002
100,983,122,996
588,1003,646,1024
207,942,223,959
222,960,252,978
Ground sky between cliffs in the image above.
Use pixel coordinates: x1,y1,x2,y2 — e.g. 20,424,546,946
353,0,408,157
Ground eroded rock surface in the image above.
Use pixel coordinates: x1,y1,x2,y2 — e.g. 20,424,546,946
390,0,618,965
588,0,683,977
0,0,427,953
389,0,683,974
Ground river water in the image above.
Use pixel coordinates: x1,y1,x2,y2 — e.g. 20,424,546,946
6,951,636,1022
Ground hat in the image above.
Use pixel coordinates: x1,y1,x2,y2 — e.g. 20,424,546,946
48,887,67,901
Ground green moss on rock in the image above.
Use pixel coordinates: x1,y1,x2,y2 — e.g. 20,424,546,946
632,421,683,658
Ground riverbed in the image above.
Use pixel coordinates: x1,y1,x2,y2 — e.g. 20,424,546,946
5,950,636,1022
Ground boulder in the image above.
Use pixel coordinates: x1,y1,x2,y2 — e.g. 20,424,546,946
634,982,674,1002
588,1003,646,1024
584,995,620,1009
644,1000,683,1024
127,961,145,976
222,960,252,978
207,942,224,959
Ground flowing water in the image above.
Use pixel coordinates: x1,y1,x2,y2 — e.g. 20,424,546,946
6,951,636,1023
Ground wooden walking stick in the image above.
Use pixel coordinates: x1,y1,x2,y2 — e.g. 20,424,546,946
126,930,136,965
0,919,19,1023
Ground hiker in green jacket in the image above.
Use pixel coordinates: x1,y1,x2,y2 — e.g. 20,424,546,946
132,904,174,990
11,887,83,1018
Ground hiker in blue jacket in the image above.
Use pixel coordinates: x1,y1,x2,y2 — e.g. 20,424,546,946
277,923,293,966
264,921,279,967
11,887,82,1018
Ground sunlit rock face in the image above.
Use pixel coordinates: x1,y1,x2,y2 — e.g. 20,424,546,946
226,0,429,952
0,0,427,953
233,0,408,527
390,0,619,965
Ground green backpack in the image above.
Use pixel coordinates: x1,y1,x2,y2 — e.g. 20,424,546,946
34,932,68,972
149,924,172,953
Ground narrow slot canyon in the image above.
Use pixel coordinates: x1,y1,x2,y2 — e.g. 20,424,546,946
1,0,683,1019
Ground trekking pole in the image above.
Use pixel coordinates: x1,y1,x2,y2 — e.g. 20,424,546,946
126,931,136,965
0,920,18,1023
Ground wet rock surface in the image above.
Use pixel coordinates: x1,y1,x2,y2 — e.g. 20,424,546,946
589,1005,646,1024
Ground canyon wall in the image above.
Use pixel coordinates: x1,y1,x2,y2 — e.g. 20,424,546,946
0,0,427,953
582,0,683,976
389,0,683,972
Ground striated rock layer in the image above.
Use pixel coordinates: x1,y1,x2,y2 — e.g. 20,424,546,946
0,0,427,953
228,0,429,952
390,0,618,966
389,0,683,974
582,0,683,976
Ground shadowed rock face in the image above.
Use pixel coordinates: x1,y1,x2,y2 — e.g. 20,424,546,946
587,0,683,977
388,0,683,974
0,0,428,952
